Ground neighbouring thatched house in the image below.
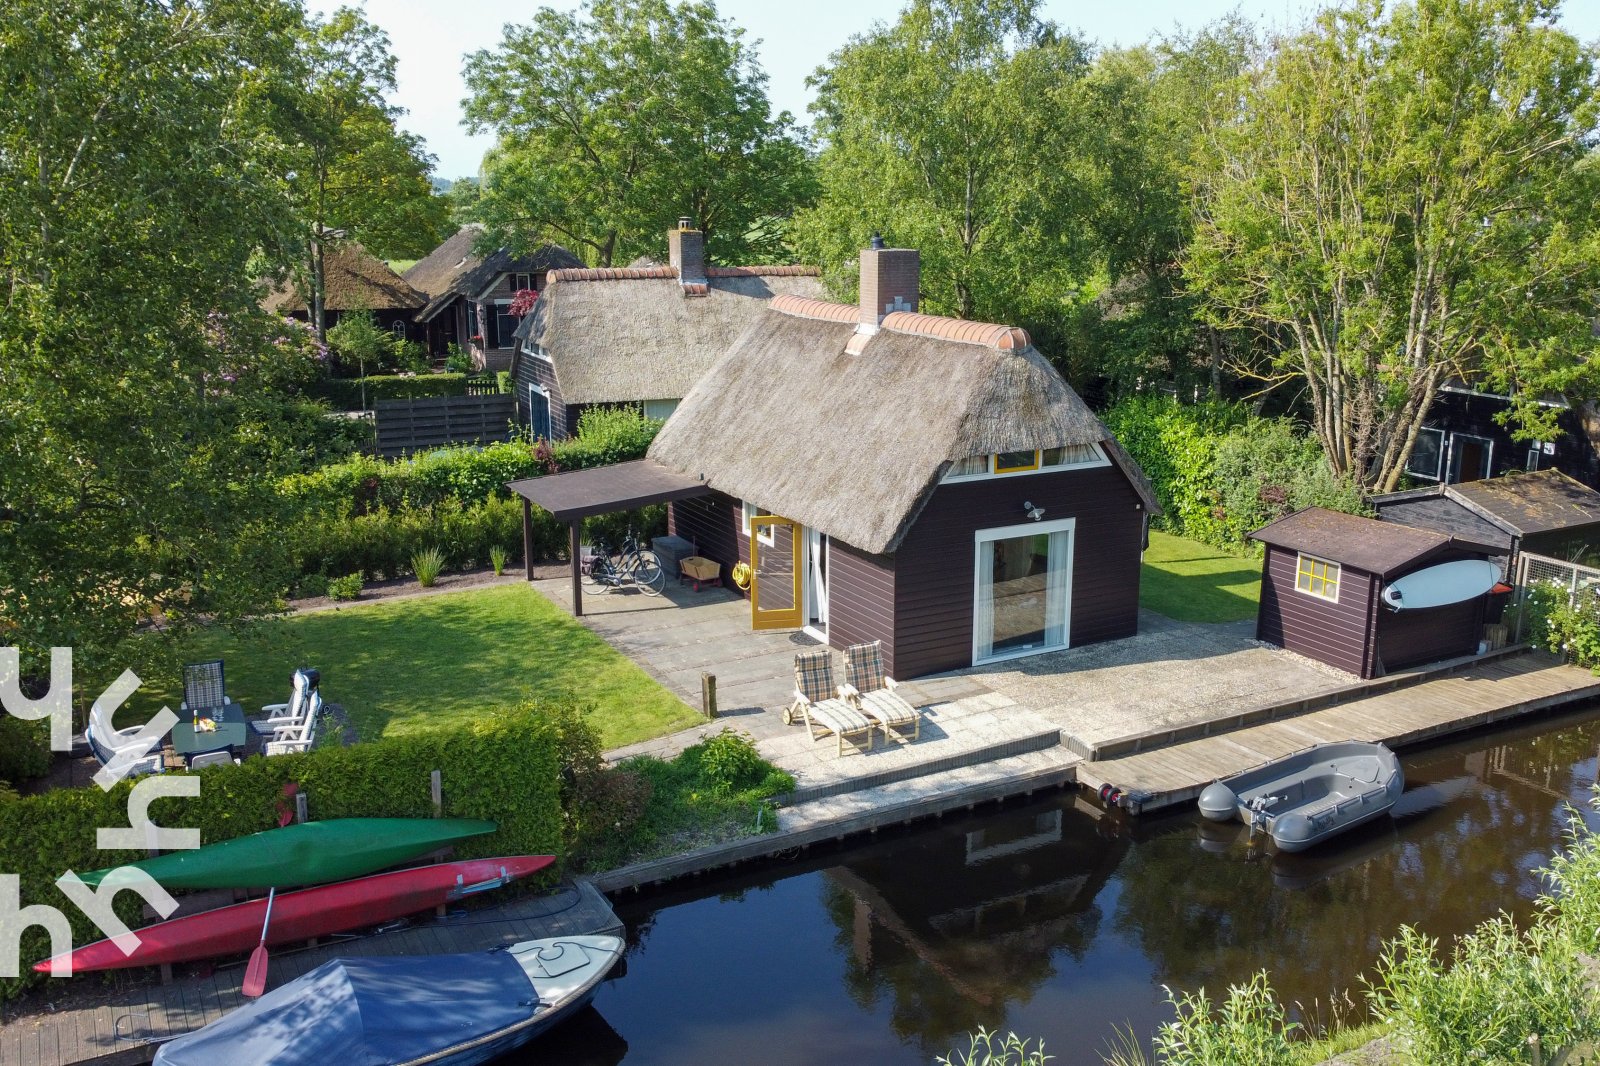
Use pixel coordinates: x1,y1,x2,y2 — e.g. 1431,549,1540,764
1252,507,1504,679
508,220,823,438
642,241,1160,679
403,224,582,371
262,242,426,340
1371,468,1600,574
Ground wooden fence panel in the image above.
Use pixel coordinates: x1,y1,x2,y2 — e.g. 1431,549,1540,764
373,394,516,457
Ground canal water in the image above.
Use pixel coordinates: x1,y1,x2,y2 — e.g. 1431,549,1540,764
513,702,1600,1066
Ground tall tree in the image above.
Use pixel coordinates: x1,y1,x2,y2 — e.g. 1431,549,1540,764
281,7,448,337
462,0,815,267
792,0,1089,328
1186,0,1600,491
0,0,306,674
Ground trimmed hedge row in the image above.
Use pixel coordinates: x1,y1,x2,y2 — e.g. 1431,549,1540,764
307,373,474,410
0,701,569,1004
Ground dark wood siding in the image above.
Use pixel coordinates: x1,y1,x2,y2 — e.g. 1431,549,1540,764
1256,546,1375,677
1375,549,1489,671
511,353,569,438
890,463,1146,679
667,491,745,598
826,541,899,675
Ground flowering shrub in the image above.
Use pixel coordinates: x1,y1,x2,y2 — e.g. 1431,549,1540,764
206,312,330,394
1523,581,1600,671
509,288,539,316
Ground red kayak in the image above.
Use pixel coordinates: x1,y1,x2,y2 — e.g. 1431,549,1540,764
36,855,553,975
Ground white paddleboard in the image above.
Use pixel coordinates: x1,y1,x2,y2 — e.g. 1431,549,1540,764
1381,559,1501,610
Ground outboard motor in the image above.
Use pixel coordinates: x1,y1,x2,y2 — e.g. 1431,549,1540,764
1198,781,1239,822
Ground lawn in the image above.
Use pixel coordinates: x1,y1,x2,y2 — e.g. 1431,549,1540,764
123,584,701,748
1140,530,1262,623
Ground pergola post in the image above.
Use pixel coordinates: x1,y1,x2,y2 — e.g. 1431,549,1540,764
522,499,535,583
569,521,584,617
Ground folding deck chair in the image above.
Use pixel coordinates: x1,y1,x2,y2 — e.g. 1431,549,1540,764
786,649,873,757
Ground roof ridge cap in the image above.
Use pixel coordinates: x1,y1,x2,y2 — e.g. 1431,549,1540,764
705,265,821,277
769,293,859,323
881,311,1030,350
546,266,679,283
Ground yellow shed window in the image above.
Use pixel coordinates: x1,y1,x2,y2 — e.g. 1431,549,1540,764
1295,553,1340,601
994,450,1040,474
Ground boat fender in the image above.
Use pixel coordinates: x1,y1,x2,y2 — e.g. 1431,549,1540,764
1198,782,1239,822
1098,784,1117,804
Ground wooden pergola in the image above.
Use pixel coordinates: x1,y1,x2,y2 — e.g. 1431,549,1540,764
506,459,711,616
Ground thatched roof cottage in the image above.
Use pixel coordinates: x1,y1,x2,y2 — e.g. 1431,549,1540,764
403,224,582,371
645,240,1159,678
262,242,426,340
507,220,823,439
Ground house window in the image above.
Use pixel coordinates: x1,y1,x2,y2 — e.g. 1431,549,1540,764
741,501,775,546
492,302,518,348
1405,427,1444,481
948,456,988,478
389,321,407,339
643,398,680,421
1295,553,1340,601
995,450,1040,474
513,272,533,291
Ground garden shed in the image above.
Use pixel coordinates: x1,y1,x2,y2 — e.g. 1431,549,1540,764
1251,507,1506,679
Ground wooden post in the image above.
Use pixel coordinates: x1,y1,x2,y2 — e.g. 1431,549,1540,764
522,498,535,582
701,673,717,719
295,793,308,825
430,770,442,817
570,521,584,618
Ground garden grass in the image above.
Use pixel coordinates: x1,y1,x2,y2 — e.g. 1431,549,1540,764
1140,530,1262,624
123,584,700,749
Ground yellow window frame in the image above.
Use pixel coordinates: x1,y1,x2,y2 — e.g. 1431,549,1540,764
994,450,1041,474
1295,553,1340,601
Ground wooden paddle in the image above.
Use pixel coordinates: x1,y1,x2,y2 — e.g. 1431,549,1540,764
241,887,276,998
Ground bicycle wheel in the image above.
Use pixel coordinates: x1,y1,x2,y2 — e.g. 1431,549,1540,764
633,550,666,596
581,557,614,595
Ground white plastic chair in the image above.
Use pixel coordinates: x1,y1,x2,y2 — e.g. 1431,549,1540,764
250,668,318,737
86,702,162,777
265,693,323,756
187,751,238,769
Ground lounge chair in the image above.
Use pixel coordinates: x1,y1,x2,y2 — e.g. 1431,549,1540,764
785,649,873,757
181,659,229,716
250,668,319,737
85,701,162,777
842,641,920,744
265,692,323,756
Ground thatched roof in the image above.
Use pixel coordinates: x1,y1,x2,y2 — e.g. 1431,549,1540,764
517,266,823,405
647,299,1158,554
262,243,425,314
403,225,583,322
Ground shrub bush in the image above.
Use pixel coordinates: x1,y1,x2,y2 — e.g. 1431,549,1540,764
295,572,329,599
326,572,364,600
691,729,769,796
0,700,571,1004
412,546,444,587
1522,582,1600,670
307,373,472,410
0,717,51,786
489,545,509,576
444,344,473,373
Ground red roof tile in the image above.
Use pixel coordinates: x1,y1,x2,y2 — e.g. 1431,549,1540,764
706,265,821,278
882,312,1030,350
769,294,861,323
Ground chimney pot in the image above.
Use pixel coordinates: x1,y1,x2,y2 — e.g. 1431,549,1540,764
678,216,694,231
858,243,919,331
870,232,885,250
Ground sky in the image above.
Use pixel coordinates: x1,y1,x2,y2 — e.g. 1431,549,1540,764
310,0,1600,182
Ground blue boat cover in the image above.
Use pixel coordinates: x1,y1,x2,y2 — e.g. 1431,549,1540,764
153,950,534,1066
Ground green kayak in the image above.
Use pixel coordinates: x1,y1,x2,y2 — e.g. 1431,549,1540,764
79,817,498,890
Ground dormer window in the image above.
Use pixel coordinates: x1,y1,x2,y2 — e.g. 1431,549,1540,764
943,444,1109,483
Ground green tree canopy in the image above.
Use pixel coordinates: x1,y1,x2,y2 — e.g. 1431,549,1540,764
0,0,312,674
1186,0,1600,491
792,0,1091,337
462,0,816,267
278,6,449,335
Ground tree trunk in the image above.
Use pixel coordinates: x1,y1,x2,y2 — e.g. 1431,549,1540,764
311,238,326,341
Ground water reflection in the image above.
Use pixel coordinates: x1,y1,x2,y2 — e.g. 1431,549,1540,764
512,704,1600,1066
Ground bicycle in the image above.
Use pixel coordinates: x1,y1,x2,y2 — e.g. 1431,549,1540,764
580,529,666,596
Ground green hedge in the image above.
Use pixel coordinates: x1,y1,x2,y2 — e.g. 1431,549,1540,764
1103,395,1367,550
307,373,472,410
0,700,569,1004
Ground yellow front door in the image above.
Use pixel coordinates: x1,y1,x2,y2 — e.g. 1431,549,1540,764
750,515,803,630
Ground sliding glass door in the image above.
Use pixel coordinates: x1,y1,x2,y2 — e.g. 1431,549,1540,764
973,519,1074,664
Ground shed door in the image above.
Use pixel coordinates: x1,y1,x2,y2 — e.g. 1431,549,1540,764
750,515,802,630
527,385,551,441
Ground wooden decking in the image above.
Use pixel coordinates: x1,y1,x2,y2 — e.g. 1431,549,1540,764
0,880,622,1066
1077,651,1600,814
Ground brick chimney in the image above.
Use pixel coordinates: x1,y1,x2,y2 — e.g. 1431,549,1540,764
858,234,918,333
668,217,706,287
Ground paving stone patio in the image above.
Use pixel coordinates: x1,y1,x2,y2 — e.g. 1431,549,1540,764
531,577,1351,798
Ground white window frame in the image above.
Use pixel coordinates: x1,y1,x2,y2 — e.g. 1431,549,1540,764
1293,552,1341,603
1446,431,1494,483
942,443,1110,484
971,517,1075,667
642,398,680,421
741,501,775,547
513,272,533,292
1404,427,1445,481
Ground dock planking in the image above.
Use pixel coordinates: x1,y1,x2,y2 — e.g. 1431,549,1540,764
1,880,623,1066
1079,651,1600,814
